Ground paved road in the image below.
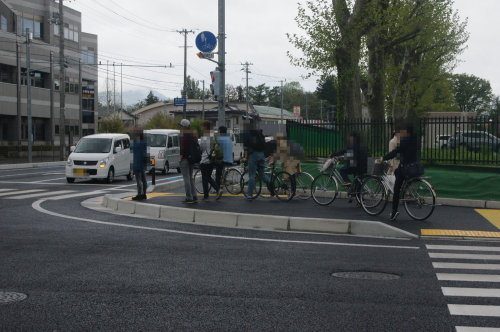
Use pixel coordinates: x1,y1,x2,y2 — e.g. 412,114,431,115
1,165,500,331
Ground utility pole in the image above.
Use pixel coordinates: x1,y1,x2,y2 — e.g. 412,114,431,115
50,51,54,151
16,41,21,155
241,61,252,113
120,63,123,111
78,59,82,142
113,62,116,112
26,28,33,163
305,92,309,122
320,100,323,122
106,60,109,109
177,28,194,118
59,0,66,160
202,79,205,120
280,80,284,133
217,0,226,127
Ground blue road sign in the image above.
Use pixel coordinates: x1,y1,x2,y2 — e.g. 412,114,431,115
195,31,217,53
174,98,186,106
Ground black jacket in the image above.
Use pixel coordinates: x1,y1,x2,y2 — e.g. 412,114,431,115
330,143,368,173
383,135,418,165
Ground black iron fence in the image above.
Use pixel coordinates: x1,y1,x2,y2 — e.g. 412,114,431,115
287,117,500,165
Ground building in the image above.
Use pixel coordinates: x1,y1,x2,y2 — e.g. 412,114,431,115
0,0,97,153
253,105,299,135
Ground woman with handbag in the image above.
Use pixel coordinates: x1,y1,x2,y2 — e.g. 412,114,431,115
199,121,219,200
382,124,421,221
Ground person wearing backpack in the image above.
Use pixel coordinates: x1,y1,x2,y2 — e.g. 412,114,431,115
199,121,219,200
214,126,233,199
242,123,275,199
179,119,199,204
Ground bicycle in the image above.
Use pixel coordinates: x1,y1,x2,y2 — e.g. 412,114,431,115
240,159,293,201
311,158,364,206
193,163,242,196
294,171,314,200
359,161,436,221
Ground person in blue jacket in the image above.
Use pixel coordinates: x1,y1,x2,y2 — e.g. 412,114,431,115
131,129,148,201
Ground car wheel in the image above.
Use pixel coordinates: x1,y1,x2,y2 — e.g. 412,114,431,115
66,177,75,183
106,167,115,184
162,162,169,175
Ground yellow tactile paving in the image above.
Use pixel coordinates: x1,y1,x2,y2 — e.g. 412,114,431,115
123,192,285,200
475,209,500,230
421,229,500,238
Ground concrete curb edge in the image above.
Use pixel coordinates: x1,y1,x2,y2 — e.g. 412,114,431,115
0,161,65,170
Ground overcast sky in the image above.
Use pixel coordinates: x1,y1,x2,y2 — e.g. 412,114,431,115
67,0,500,103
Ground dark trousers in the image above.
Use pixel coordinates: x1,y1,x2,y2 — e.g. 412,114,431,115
392,167,405,214
290,174,297,193
134,171,147,196
200,163,218,198
339,166,357,183
215,162,232,190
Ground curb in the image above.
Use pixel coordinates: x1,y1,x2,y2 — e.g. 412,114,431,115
0,161,65,170
101,194,418,239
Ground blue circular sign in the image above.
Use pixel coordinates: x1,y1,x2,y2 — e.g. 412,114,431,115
195,31,217,53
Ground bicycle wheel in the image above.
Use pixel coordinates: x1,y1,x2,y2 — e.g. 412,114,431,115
360,176,388,216
224,168,242,195
240,171,262,199
296,172,314,200
273,171,293,201
193,168,208,194
403,178,436,221
311,174,339,206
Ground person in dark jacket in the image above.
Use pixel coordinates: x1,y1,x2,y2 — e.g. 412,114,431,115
382,123,419,221
131,130,148,201
330,132,367,186
179,119,198,203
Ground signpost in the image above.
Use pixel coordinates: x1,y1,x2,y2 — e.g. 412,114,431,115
195,31,217,53
174,98,187,106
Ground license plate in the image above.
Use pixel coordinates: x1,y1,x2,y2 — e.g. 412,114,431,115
73,169,88,176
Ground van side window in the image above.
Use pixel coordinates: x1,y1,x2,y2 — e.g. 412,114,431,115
113,140,122,153
172,135,179,147
122,139,130,149
168,136,173,148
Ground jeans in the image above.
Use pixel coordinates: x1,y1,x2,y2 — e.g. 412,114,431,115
180,159,197,201
247,151,272,196
200,163,218,198
134,171,147,196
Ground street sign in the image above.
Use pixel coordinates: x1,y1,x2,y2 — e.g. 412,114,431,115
174,98,186,106
195,31,217,53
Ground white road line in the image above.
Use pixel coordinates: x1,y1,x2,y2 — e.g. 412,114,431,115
0,171,64,178
0,189,14,192
442,287,500,298
429,253,500,260
427,245,500,252
437,273,500,282
7,190,75,200
456,326,500,332
31,199,420,250
46,190,107,200
31,177,67,183
0,189,45,197
448,304,500,317
433,262,500,270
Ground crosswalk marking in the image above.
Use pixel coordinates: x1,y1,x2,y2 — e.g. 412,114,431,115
7,190,75,200
448,304,500,317
437,273,500,282
46,190,107,200
442,287,500,297
0,189,44,197
0,188,14,192
433,262,500,270
456,326,500,331
429,252,500,260
427,244,500,252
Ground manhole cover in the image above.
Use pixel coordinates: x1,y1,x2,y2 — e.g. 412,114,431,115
0,292,27,304
332,272,400,280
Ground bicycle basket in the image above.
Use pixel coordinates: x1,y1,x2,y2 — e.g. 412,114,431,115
370,161,389,176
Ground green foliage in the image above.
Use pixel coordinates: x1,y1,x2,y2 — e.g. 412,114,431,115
452,74,493,115
145,91,160,106
144,113,178,130
249,84,269,105
182,76,209,99
99,114,126,134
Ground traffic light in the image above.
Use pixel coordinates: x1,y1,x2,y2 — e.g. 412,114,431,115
210,70,221,98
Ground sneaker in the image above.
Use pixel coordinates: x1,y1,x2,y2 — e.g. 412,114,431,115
132,196,141,201
203,196,210,200
342,181,352,187
216,189,223,200
140,195,147,200
185,200,197,204
182,199,192,204
389,211,399,221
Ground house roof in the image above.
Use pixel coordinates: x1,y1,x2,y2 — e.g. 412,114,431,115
253,105,295,118
132,101,166,115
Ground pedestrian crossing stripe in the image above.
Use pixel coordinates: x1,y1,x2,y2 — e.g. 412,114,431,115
0,189,44,197
476,209,500,230
421,229,500,238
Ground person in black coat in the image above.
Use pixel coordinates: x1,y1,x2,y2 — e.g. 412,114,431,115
330,132,367,186
382,124,419,221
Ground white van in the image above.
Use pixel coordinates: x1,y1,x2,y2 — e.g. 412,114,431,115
144,129,181,174
66,133,132,183
231,132,244,162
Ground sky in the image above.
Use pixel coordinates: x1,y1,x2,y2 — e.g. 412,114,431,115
66,0,500,104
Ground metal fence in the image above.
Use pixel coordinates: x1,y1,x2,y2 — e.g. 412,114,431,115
0,145,61,164
287,117,500,165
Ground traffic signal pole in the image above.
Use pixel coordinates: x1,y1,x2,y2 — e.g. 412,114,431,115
217,0,225,127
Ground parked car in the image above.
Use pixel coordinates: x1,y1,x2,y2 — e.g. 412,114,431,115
448,131,500,152
66,133,132,183
144,129,181,174
435,135,451,149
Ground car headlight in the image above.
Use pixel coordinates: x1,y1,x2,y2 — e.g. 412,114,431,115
99,157,109,168
67,158,72,166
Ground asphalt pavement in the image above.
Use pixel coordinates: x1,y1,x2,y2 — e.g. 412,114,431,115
1,165,500,331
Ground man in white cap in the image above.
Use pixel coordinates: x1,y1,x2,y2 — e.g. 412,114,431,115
179,119,199,203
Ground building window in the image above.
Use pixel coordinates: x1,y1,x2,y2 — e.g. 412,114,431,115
63,24,79,42
81,50,95,65
22,16,43,39
1,15,7,32
82,111,95,123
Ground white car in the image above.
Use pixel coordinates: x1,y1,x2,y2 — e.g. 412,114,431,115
144,129,181,174
66,133,132,183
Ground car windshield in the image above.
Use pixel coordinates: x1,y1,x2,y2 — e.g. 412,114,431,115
147,134,167,148
74,138,112,153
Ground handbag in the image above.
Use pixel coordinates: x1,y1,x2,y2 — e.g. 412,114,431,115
401,162,424,178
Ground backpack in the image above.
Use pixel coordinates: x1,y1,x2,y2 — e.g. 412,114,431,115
249,130,266,152
289,141,304,159
188,137,202,164
209,137,224,163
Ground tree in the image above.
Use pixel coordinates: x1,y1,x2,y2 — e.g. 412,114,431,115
225,84,240,102
452,74,493,114
144,112,177,130
99,114,125,133
491,96,500,120
181,76,206,99
145,91,160,106
249,84,269,105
